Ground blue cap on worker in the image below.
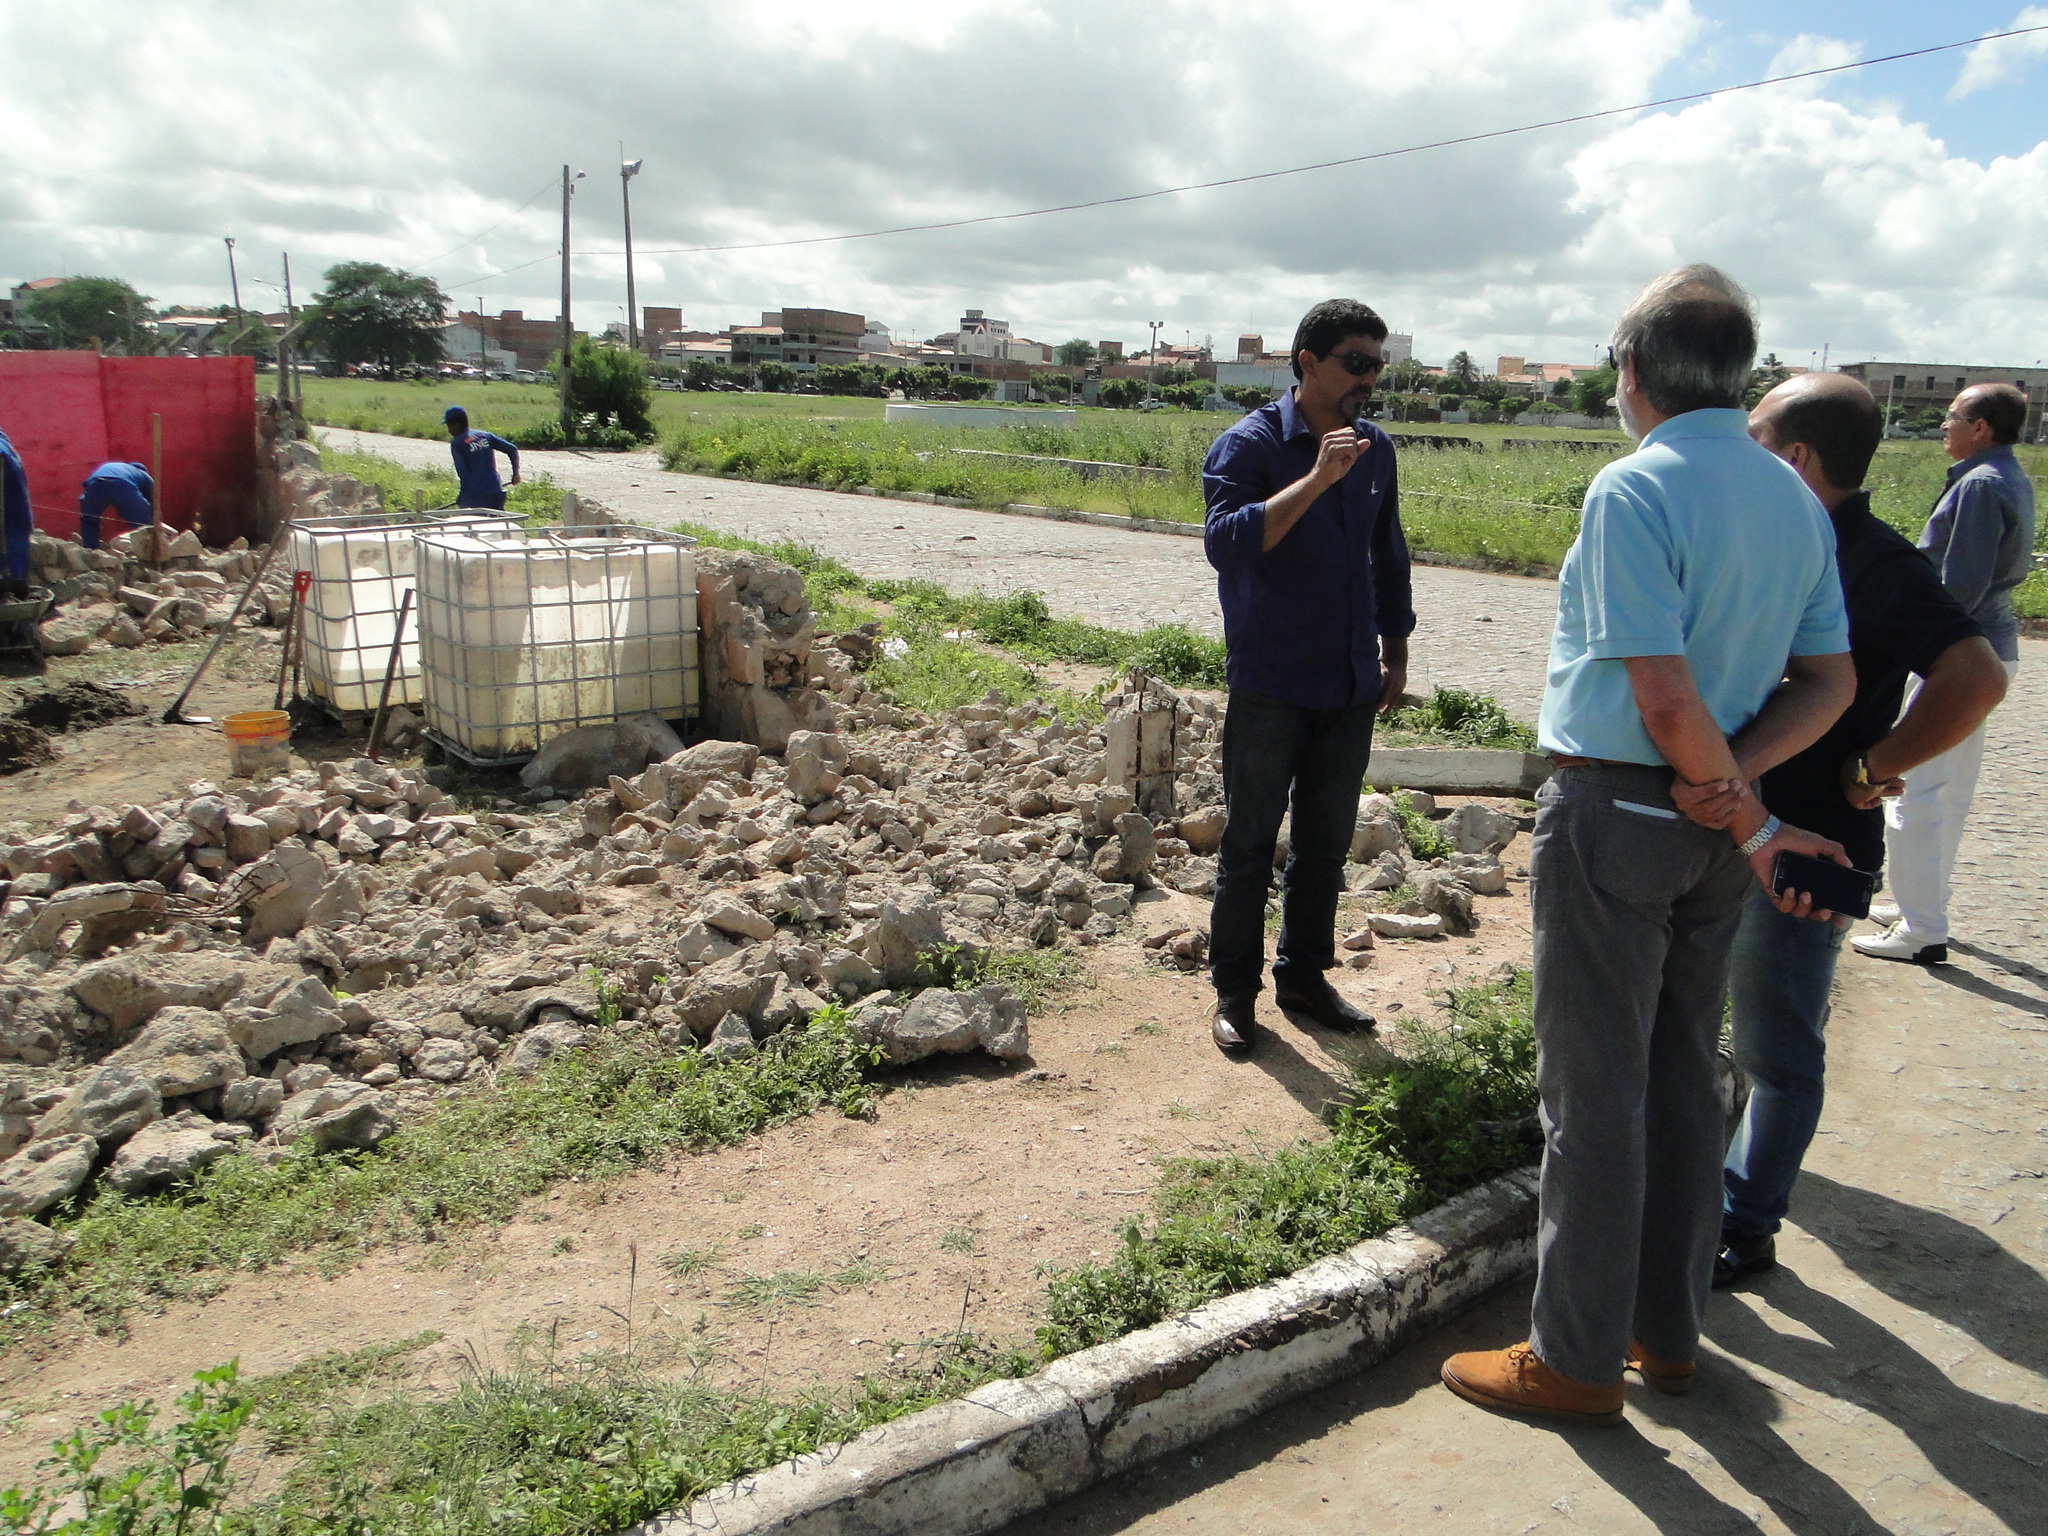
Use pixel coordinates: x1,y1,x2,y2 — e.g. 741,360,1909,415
443,405,467,424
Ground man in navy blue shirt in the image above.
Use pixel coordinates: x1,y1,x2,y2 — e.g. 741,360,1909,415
77,461,155,550
1201,299,1414,1055
445,406,521,509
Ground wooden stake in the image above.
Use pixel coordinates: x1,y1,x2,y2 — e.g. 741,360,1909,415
365,587,415,761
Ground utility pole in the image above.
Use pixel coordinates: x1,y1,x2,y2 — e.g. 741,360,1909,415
621,154,643,352
477,295,488,376
275,253,293,409
223,237,244,350
559,164,584,441
1148,319,1162,402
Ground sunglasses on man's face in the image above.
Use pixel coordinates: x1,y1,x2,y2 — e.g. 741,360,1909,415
1332,349,1386,378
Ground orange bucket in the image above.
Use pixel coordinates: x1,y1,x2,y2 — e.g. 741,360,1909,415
222,709,292,779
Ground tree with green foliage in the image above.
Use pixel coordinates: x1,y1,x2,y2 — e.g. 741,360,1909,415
564,336,655,440
1570,365,1617,417
1437,394,1464,414
1745,356,1795,407
1054,338,1096,366
1161,381,1210,410
20,276,154,351
756,360,796,392
1446,350,1481,391
683,358,746,390
1098,377,1145,409
1498,396,1532,418
812,362,891,397
950,375,996,400
1220,384,1274,410
301,261,448,372
1383,358,1432,393
1029,371,1071,401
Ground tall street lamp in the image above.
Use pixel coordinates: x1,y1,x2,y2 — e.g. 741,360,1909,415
621,157,643,352
1148,319,1163,402
223,237,244,349
559,165,586,440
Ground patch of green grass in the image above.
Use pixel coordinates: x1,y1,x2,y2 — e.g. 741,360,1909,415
1385,685,1538,750
6,1335,1040,1536
938,1228,979,1255
1385,789,1453,861
721,1270,829,1310
0,1016,886,1342
977,946,1089,1011
660,1246,724,1279
248,1333,444,1452
832,1257,890,1288
1037,971,1536,1353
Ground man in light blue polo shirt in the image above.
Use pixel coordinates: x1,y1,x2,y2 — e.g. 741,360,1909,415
1442,265,1856,1427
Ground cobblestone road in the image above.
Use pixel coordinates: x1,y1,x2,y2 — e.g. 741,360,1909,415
325,428,2048,1533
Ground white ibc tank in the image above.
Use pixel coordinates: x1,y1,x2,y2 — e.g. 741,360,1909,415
415,526,699,762
290,512,515,712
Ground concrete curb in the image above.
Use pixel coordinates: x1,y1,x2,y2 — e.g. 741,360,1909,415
1370,747,1552,797
625,1168,1538,1536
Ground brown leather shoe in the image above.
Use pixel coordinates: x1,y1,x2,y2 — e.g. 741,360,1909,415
1441,1342,1625,1426
1211,994,1258,1055
1625,1339,1695,1396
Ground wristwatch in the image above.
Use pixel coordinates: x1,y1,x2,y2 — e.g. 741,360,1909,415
1736,815,1781,857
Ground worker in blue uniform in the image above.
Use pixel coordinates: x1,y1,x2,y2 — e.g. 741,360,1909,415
0,427,30,582
444,406,521,509
78,461,156,550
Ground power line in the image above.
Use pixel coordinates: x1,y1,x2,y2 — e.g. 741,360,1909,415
580,22,2047,259
419,179,557,265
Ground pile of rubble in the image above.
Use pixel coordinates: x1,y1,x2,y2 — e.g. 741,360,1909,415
0,529,1521,1274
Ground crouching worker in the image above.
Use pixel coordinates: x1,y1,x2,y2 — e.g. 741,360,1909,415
445,406,520,510
78,461,155,551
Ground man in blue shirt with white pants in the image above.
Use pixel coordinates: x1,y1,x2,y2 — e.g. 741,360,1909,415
1201,299,1413,1056
1441,266,1856,1425
444,406,521,509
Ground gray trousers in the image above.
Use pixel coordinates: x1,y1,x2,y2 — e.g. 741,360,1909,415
1527,763,1752,1384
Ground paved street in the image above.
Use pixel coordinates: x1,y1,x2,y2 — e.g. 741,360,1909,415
324,428,2048,1533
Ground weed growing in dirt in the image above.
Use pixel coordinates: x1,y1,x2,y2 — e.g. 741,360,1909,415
1385,685,1538,751
1037,971,1537,1353
1,1018,887,1340
247,1333,444,1452
660,1246,723,1278
721,1270,828,1310
1388,790,1454,861
938,1228,979,1254
908,943,1088,1011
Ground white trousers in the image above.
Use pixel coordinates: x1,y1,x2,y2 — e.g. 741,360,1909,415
1883,659,2020,943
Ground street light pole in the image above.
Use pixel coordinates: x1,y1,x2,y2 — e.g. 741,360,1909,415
1148,319,1162,402
621,156,643,352
477,295,488,377
559,164,584,441
223,237,244,350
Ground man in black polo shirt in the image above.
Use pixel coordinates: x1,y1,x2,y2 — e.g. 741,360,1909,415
1686,373,2009,1285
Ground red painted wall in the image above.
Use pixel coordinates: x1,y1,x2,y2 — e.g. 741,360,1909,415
0,352,258,544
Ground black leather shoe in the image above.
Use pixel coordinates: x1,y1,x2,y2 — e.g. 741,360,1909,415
1273,975,1376,1033
1712,1230,1776,1289
1212,994,1259,1055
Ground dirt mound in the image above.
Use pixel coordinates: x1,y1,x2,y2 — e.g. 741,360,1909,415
7,681,143,735
0,718,55,775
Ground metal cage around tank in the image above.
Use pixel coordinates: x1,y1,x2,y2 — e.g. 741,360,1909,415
288,509,519,715
413,522,700,766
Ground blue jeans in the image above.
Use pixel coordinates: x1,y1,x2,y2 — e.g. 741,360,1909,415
1722,885,1846,1238
1208,686,1378,997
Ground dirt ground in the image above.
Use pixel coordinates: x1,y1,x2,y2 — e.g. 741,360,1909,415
0,642,1540,1483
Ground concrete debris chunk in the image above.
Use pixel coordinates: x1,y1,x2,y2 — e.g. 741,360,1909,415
1367,912,1445,939
0,1135,98,1216
268,1082,398,1152
0,1215,76,1275
104,1008,246,1098
1445,803,1519,856
32,1064,161,1148
104,1112,245,1195
519,714,686,795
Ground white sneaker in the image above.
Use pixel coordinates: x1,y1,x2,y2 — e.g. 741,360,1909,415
1849,923,1947,965
1868,902,1901,926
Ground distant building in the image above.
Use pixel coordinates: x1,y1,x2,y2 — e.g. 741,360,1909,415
640,306,684,353
951,309,1051,364
1097,340,1124,364
454,309,583,372
1236,334,1263,362
1383,332,1413,365
728,308,866,372
1837,360,2046,440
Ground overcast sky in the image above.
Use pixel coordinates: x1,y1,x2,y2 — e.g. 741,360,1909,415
3,0,2045,368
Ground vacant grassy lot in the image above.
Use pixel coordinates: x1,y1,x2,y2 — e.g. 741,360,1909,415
297,380,2044,601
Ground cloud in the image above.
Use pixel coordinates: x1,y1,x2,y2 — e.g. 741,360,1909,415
0,2,2041,367
1950,6,2048,99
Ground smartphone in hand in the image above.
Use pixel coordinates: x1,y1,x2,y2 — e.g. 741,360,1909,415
1770,851,1878,920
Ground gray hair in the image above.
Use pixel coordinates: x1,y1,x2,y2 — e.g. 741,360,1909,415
1611,264,1758,415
